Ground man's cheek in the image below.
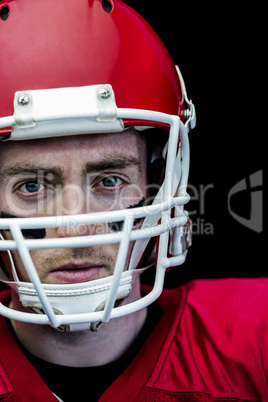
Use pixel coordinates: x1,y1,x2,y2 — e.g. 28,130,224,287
1,212,46,239
0,250,13,279
108,197,145,232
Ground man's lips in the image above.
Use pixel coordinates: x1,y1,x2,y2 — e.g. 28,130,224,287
49,263,108,283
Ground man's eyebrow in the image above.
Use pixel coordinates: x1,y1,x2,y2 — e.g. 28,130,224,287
83,157,141,174
0,158,141,182
0,164,63,182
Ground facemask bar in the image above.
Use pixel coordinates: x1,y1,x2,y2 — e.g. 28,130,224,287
0,198,189,327
0,82,194,328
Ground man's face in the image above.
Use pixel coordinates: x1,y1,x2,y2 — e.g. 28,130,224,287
0,129,148,285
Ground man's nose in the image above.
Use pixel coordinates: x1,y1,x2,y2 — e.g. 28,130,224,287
54,184,103,238
59,184,86,216
55,184,87,237
56,221,94,238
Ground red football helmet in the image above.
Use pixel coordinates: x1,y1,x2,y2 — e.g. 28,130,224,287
0,0,195,331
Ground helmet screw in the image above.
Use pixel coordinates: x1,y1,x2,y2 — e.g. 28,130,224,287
184,109,193,121
18,94,30,106
98,88,111,99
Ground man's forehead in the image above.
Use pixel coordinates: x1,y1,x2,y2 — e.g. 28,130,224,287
0,128,145,152
0,130,146,173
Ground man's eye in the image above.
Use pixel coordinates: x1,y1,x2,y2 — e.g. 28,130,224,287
99,176,123,188
19,181,44,193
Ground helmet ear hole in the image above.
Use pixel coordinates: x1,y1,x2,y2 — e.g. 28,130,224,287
102,0,112,13
0,6,9,21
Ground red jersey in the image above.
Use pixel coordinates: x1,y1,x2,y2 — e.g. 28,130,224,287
0,278,267,401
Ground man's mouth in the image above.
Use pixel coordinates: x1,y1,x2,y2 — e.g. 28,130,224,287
49,263,109,284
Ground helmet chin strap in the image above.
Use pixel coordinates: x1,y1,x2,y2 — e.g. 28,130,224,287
0,233,146,332
9,272,137,332
2,268,148,332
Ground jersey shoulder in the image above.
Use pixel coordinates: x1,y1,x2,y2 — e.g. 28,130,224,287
144,278,268,400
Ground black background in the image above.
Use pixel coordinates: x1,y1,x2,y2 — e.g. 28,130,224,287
124,2,264,285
